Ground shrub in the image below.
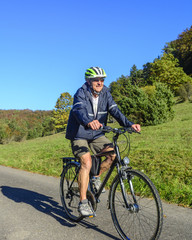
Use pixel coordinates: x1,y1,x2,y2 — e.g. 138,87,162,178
178,82,192,102
141,85,156,97
27,123,44,140
0,122,12,144
110,77,175,126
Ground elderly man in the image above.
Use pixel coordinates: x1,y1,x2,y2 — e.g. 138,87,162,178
66,67,141,217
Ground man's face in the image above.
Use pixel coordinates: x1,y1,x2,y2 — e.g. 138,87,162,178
90,77,105,93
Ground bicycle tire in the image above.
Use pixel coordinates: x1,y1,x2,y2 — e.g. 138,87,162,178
60,162,83,222
109,169,163,240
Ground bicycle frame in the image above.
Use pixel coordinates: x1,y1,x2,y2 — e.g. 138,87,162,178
94,131,131,206
62,130,135,208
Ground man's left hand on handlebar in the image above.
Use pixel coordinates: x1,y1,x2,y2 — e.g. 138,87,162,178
131,124,141,132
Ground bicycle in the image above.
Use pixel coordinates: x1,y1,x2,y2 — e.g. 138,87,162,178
60,126,163,240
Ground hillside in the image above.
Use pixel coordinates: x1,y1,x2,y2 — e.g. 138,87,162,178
0,102,192,207
0,109,54,143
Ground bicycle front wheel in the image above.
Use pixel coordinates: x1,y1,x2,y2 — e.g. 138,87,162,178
60,162,83,222
109,169,163,240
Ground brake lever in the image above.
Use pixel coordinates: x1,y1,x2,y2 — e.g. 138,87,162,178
131,127,141,134
126,127,141,134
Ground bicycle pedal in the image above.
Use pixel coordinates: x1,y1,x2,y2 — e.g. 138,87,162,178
89,212,96,218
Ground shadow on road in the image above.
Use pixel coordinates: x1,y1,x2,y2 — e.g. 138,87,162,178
0,185,75,227
0,186,120,240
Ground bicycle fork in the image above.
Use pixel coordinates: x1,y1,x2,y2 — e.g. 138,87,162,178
119,169,140,213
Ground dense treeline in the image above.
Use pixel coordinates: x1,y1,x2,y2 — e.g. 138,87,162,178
0,110,55,144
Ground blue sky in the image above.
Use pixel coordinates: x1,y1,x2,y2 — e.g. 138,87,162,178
0,0,191,110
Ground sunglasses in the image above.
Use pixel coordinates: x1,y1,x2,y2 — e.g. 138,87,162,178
92,78,105,82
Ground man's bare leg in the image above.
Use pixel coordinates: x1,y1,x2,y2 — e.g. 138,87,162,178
97,147,116,177
78,152,92,201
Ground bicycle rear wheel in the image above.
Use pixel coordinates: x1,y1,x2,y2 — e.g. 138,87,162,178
110,169,163,240
60,162,83,222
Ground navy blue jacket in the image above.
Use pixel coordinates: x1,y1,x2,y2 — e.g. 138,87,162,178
66,83,134,140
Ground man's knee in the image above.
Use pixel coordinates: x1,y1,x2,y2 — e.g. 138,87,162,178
111,154,116,162
80,153,92,171
103,147,116,162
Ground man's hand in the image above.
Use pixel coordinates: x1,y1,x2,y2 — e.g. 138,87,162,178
131,124,141,132
87,120,103,130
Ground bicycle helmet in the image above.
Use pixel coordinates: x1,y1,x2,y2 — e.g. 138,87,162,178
85,67,107,79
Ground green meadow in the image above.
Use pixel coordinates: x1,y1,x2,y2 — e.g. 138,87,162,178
0,101,192,207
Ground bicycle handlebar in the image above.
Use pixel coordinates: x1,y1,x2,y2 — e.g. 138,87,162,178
100,126,141,135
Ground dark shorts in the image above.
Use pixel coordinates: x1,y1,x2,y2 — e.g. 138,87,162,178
71,136,113,158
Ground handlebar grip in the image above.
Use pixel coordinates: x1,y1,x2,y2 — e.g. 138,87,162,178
126,127,141,134
100,126,113,133
131,127,141,134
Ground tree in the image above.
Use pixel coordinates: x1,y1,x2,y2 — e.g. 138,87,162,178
109,75,128,102
52,92,73,132
55,92,73,111
164,26,192,76
129,64,144,87
142,62,154,86
150,53,192,94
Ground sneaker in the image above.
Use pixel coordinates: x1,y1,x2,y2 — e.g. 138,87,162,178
78,199,95,217
92,176,106,193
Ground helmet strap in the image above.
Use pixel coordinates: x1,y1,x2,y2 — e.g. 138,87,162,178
92,89,100,96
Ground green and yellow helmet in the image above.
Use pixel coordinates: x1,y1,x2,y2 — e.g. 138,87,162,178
85,67,107,79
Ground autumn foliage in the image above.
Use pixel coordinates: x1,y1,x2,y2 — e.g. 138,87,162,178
52,92,73,131
0,92,73,144
0,109,55,144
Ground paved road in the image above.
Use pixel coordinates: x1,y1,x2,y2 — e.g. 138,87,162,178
0,165,191,240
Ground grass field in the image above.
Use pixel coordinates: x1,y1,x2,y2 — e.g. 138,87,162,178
0,101,192,207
